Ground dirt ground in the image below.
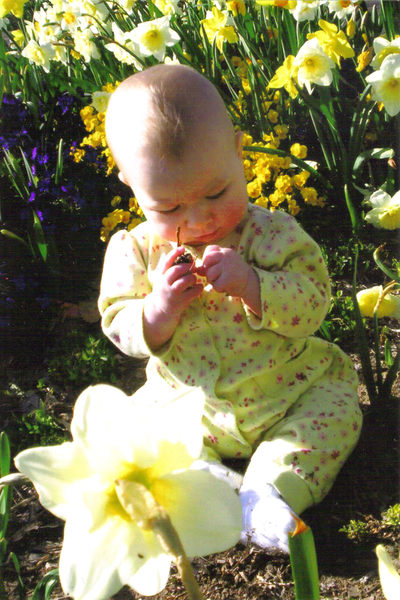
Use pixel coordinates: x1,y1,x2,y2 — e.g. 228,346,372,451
2,337,399,600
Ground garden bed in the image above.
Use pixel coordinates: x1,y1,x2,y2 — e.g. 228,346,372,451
2,312,399,600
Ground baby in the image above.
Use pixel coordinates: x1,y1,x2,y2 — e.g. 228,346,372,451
99,64,362,552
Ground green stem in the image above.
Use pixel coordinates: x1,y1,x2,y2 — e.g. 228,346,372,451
373,245,400,283
152,513,204,600
352,246,377,404
344,184,359,234
373,312,383,394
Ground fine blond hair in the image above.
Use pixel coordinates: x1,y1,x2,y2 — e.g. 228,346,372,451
106,64,234,168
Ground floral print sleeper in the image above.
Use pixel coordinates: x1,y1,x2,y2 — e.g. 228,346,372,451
99,203,362,514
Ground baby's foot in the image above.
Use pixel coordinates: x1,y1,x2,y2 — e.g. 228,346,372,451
239,484,297,553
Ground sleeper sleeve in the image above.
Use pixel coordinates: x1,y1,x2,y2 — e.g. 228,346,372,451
243,212,331,338
98,229,154,358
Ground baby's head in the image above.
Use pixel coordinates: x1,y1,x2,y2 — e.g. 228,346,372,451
106,64,248,246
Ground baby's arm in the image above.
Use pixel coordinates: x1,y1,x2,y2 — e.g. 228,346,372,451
201,245,261,317
143,247,203,351
99,232,202,357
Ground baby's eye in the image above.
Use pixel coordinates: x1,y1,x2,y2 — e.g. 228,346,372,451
206,187,227,200
161,205,180,214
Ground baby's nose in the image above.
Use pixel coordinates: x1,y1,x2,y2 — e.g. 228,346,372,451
186,202,213,229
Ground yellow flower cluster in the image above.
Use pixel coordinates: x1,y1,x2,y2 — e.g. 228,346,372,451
72,82,118,174
100,196,144,242
242,133,324,217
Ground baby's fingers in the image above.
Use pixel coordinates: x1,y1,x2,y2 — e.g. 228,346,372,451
170,271,199,292
160,247,188,273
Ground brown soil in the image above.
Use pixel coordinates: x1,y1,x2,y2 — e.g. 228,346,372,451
2,332,400,600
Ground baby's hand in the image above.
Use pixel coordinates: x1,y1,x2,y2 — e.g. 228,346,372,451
143,247,203,351
201,245,252,298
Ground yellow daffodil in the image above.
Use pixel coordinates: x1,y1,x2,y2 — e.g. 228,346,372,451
307,19,354,67
200,7,238,52
346,18,356,40
376,544,400,600
371,36,400,69
11,28,24,45
366,54,400,117
356,47,373,72
256,0,296,7
131,16,180,61
293,38,336,94
268,55,299,98
227,0,246,16
0,0,27,17
364,189,400,230
15,385,242,599
356,286,400,318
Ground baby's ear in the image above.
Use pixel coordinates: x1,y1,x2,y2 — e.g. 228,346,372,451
118,171,128,185
235,131,244,158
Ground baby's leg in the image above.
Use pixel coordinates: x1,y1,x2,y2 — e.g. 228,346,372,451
240,372,362,551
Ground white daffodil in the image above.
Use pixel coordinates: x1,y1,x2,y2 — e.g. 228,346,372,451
326,0,358,19
364,189,400,230
366,54,400,117
293,38,335,94
376,544,400,600
72,28,100,62
130,16,180,61
21,39,55,71
105,22,143,68
15,384,242,600
371,36,400,69
32,7,62,45
357,286,400,319
91,90,112,113
289,0,319,22
154,0,181,15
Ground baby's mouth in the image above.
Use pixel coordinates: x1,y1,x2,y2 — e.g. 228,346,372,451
186,228,220,246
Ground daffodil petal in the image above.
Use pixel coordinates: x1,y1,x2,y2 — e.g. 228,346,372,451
376,544,400,600
152,469,242,557
149,388,205,475
71,385,159,476
60,515,170,599
368,189,392,209
14,442,90,520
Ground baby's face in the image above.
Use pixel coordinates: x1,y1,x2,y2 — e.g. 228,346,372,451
119,130,248,247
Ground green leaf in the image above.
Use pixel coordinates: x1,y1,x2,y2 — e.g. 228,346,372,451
0,432,10,478
30,569,59,600
54,138,64,185
0,229,29,249
32,210,48,262
289,518,320,600
353,148,395,172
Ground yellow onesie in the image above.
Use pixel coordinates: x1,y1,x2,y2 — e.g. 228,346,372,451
99,203,362,514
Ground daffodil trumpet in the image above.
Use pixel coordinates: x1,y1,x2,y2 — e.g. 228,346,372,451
288,515,320,600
